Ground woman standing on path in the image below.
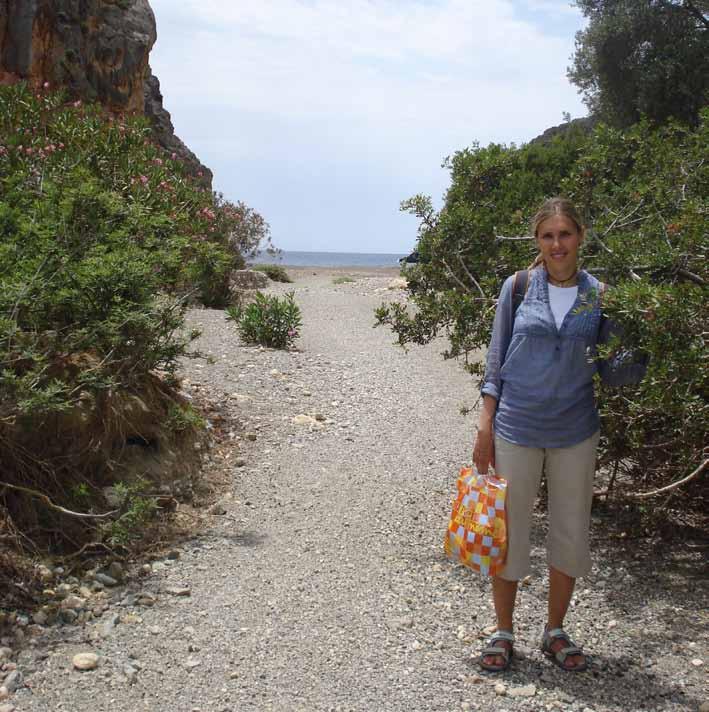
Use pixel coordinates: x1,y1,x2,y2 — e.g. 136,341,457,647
473,197,646,673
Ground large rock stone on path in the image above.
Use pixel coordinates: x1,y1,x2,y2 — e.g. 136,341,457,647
1,671,21,694
292,414,318,427
388,277,408,290
230,269,269,291
508,684,536,698
59,595,85,611
72,652,99,671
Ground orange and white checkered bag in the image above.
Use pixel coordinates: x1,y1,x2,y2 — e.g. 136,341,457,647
444,466,508,576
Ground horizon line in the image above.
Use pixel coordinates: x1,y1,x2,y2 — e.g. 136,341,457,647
255,248,411,256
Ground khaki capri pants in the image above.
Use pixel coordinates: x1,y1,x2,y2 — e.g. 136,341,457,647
494,430,600,581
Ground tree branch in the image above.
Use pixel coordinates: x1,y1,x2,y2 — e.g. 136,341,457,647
676,268,707,286
440,258,472,293
455,253,486,298
0,482,118,519
494,234,535,241
630,458,708,499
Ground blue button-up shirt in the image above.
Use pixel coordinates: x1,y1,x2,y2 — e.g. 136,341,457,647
481,267,646,448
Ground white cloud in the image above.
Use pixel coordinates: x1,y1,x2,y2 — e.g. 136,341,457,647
148,0,586,252
152,0,577,124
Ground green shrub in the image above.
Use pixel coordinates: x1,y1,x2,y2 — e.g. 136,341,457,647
226,292,301,349
101,479,158,547
168,402,206,432
376,111,708,508
0,82,272,550
252,264,293,282
333,276,356,284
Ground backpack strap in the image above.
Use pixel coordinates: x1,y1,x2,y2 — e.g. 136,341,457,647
512,270,529,320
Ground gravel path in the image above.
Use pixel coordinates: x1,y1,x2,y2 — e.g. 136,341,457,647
12,268,708,712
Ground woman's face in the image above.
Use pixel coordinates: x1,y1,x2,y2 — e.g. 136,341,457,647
535,214,584,279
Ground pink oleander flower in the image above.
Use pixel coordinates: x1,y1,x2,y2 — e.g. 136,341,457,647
73,99,82,108
153,158,163,166
43,81,50,89
171,152,178,160
197,170,203,177
287,329,297,337
139,175,149,185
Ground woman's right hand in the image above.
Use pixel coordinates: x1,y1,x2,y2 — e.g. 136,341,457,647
473,426,495,474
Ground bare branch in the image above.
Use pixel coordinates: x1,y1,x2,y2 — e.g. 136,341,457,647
587,265,706,286
455,253,486,298
440,258,472,294
494,234,535,242
630,458,708,499
585,266,653,275
601,201,645,238
0,482,118,519
676,268,707,286
589,216,643,281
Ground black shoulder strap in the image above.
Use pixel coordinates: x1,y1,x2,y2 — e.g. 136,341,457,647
512,270,529,319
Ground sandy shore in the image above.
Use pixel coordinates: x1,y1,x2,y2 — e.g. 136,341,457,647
254,264,404,283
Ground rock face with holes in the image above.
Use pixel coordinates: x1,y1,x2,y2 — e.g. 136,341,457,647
0,0,211,182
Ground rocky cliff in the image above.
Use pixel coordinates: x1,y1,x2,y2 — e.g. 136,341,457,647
0,0,211,183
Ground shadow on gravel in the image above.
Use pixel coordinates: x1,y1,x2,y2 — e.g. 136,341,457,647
479,655,699,711
541,662,697,711
196,531,269,548
527,505,708,612
588,510,707,616
226,531,269,547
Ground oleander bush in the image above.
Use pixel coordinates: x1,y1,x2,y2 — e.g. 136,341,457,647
226,292,302,349
376,112,708,519
0,83,271,550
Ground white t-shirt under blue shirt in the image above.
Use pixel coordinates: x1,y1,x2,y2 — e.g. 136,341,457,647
548,284,578,330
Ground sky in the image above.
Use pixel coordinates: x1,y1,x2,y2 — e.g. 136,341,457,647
148,1,588,255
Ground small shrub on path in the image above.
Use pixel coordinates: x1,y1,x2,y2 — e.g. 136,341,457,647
226,292,302,349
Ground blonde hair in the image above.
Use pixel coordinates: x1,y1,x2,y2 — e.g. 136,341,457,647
528,197,585,269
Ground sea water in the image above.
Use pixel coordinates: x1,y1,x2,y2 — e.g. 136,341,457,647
249,250,407,268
